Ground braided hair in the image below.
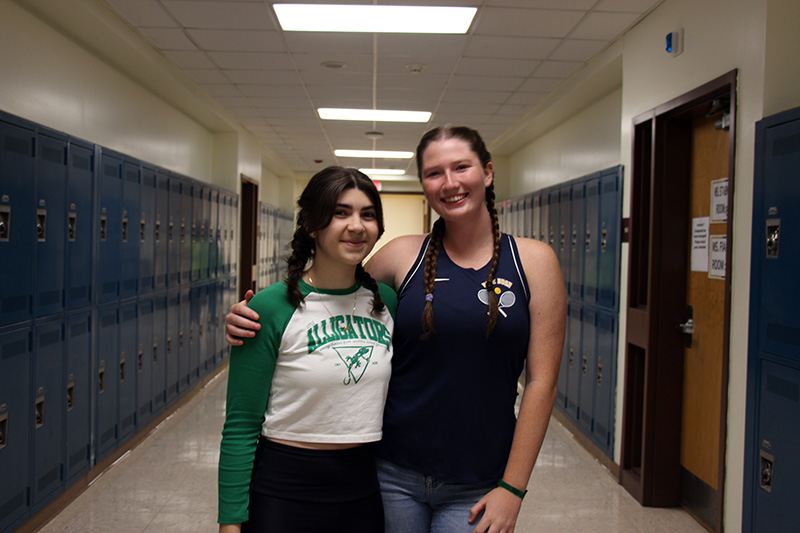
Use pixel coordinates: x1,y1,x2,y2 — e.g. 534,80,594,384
417,126,502,339
285,166,386,314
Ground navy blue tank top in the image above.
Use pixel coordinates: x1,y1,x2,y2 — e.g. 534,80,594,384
379,234,530,485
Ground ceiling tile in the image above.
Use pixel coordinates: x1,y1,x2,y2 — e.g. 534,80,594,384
569,11,641,40
456,57,540,78
105,0,178,27
208,52,295,70
464,36,560,60
474,7,585,38
187,29,284,52
595,0,662,13
163,50,215,69
162,1,274,30
533,60,583,79
549,39,607,61
139,28,196,50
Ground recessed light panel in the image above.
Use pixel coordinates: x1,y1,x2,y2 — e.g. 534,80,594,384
335,150,414,159
274,4,477,34
319,108,431,123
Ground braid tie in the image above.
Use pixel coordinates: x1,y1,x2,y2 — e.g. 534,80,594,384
421,218,446,339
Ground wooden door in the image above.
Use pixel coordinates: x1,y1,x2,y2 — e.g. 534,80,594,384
679,113,729,529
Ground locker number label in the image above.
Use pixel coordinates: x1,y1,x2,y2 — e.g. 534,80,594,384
709,235,727,280
710,177,729,223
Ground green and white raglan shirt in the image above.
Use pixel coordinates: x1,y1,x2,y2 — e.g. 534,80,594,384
217,279,397,524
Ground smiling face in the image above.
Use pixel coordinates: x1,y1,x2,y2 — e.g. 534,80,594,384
419,137,493,221
312,187,380,270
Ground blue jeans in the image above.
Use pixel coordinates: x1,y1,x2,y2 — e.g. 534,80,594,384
376,458,494,533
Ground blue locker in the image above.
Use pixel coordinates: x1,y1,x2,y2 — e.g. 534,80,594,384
139,166,156,295
188,284,203,385
522,195,531,238
65,311,91,482
515,197,525,238
66,141,94,310
221,193,232,276
530,193,541,242
35,132,67,318
120,160,140,299
539,190,549,243
209,188,219,280
180,178,193,285
547,189,559,255
566,300,582,421
165,290,180,405
584,177,600,306
179,287,191,392
217,279,227,363
569,181,585,302
598,170,621,310
0,119,35,325
151,292,167,416
95,303,119,461
137,297,154,428
167,175,182,287
231,196,239,277
32,317,65,508
593,311,616,453
191,184,203,283
202,187,212,281
578,307,596,435
118,301,138,442
556,299,569,411
154,171,169,291
558,185,571,292
0,323,32,532
97,152,122,303
206,282,218,371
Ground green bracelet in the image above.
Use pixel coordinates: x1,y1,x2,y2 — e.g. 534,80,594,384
497,479,528,500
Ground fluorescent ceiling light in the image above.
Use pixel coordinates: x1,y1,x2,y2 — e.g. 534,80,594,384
335,149,414,159
359,168,406,176
274,4,477,34
319,108,431,123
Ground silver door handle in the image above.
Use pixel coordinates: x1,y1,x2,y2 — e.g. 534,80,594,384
677,318,695,335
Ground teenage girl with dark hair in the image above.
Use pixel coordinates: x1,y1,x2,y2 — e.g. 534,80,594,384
226,127,566,533
217,166,397,533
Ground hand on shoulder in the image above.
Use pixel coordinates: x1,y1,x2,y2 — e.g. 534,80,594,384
365,234,428,290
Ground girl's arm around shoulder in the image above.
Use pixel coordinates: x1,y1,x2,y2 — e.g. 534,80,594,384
365,234,428,290
376,282,399,320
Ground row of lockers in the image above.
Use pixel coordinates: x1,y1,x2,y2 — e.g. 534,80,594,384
498,166,622,312
0,111,239,328
498,166,622,456
0,281,235,532
257,205,294,290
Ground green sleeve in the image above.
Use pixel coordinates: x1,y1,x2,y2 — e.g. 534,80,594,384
378,282,398,320
217,282,296,524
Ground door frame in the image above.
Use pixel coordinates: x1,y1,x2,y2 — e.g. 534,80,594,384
620,70,737,529
238,174,258,300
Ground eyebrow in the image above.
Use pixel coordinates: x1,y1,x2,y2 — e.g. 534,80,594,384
336,202,376,211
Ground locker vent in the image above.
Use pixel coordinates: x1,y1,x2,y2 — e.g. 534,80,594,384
766,374,799,402
39,329,60,348
121,414,135,431
70,286,88,302
4,135,30,155
0,491,24,521
2,295,28,314
101,282,117,296
772,133,800,156
596,422,609,443
72,154,90,170
103,163,117,178
2,338,27,359
41,145,63,163
101,313,117,328
70,448,86,468
37,466,59,490
100,427,115,445
766,323,800,346
70,322,87,338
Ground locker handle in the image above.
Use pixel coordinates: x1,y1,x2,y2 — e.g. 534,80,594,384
571,229,578,251
179,331,184,349
559,230,566,250
140,219,146,243
120,357,126,382
67,381,75,411
568,347,574,367
0,413,7,449
167,337,172,357
35,396,45,428
153,343,158,363
597,358,603,385
68,212,77,241
169,222,174,242
582,353,588,376
0,206,9,241
601,228,608,252
138,350,144,371
585,229,591,252
100,215,108,241
155,220,160,243
121,217,128,242
181,222,186,242
37,209,47,241
760,450,774,493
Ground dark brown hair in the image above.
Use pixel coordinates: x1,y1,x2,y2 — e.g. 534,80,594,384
416,126,501,338
285,166,385,313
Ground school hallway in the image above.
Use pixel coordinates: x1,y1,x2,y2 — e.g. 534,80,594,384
36,365,705,533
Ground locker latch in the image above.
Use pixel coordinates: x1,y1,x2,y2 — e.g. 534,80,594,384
760,449,774,493
68,212,77,241
582,351,588,376
121,216,128,242
568,347,574,367
98,363,106,393
67,380,75,411
597,357,603,385
585,227,591,252
120,356,126,382
677,305,695,348
37,209,47,241
138,350,144,371
0,206,10,241
766,218,780,258
100,215,108,241
153,342,158,363
0,412,8,449
35,395,45,428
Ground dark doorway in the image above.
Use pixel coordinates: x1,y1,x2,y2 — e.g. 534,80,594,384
239,176,258,300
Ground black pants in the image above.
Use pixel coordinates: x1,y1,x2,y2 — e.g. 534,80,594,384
242,438,384,533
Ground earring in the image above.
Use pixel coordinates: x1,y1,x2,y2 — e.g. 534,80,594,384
309,231,316,238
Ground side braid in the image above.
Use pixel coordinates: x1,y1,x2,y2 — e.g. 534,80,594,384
355,264,385,314
285,226,314,307
421,218,446,339
484,182,502,338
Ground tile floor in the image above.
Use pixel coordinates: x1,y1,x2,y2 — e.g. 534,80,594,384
39,368,706,532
